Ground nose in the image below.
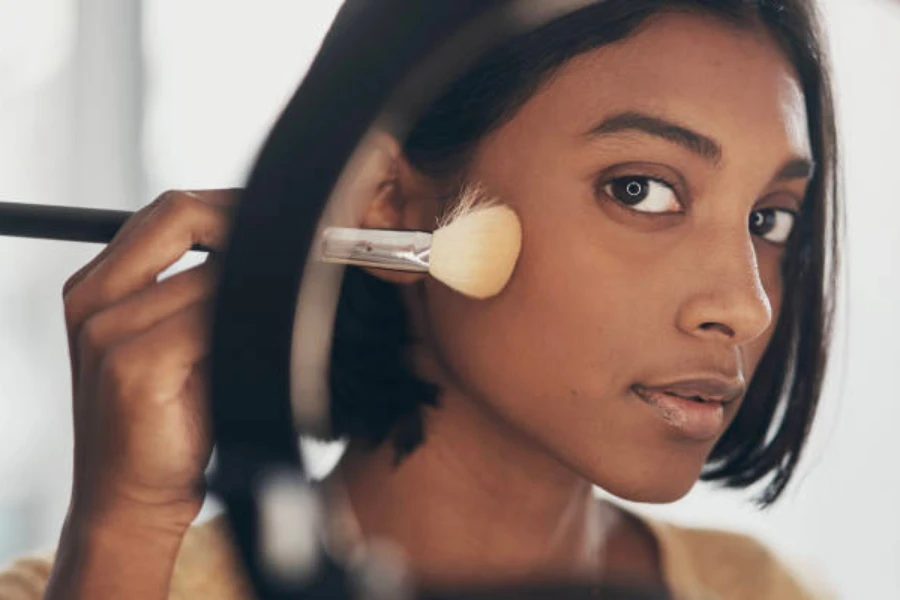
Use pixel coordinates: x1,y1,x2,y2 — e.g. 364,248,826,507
675,230,773,345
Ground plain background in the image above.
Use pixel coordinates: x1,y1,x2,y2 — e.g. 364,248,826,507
1,1,898,597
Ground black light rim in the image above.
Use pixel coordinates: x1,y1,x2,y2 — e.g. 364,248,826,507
211,3,510,597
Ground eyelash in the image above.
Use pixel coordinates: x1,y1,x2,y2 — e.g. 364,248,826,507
595,172,685,214
595,171,800,246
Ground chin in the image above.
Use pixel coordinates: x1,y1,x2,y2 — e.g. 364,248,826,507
600,477,698,504
566,446,707,505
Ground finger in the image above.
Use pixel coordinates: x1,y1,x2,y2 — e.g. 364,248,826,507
76,260,220,364
63,200,168,375
100,299,214,405
62,188,236,298
66,191,232,329
62,199,165,298
184,188,241,209
64,189,236,301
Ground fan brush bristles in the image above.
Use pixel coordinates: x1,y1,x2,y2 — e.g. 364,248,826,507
430,184,522,299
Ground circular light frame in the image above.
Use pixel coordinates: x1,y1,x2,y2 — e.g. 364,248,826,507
209,1,670,598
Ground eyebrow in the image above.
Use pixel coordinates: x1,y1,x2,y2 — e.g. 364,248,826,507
585,111,723,164
585,110,816,181
773,157,817,182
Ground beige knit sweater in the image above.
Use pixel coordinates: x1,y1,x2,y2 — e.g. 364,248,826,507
0,511,827,600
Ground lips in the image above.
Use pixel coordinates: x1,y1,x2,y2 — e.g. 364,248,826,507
631,377,745,441
635,378,745,405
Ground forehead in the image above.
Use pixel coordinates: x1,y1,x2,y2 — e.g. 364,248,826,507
512,10,811,160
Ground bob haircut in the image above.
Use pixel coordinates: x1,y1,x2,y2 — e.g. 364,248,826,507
325,0,840,506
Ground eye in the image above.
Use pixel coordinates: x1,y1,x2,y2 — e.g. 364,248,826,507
602,176,681,214
749,208,797,244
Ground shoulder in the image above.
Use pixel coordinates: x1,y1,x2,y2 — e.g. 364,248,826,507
0,515,256,600
0,554,54,600
638,515,832,600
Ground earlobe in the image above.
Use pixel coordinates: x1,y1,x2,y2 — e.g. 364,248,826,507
364,266,427,286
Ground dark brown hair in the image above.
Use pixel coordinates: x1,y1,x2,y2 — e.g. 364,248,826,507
327,0,840,505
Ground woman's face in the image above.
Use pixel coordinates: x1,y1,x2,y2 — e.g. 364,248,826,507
416,11,813,502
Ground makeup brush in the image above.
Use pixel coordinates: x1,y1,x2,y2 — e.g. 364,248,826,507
320,194,522,300
0,201,219,252
0,188,523,299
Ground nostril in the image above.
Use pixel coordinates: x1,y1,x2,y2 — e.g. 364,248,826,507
699,322,736,338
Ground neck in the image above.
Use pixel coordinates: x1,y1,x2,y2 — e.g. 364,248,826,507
330,387,609,587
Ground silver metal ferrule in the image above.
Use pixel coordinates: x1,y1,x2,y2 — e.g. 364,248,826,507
320,227,432,272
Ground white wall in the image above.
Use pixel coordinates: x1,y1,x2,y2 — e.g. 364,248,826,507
0,1,897,598
0,0,82,559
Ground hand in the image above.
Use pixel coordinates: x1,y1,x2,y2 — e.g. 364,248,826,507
61,189,237,534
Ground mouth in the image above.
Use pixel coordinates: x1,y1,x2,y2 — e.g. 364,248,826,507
630,378,745,442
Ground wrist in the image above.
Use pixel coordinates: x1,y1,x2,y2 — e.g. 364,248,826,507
44,504,190,600
62,503,189,553
68,483,201,536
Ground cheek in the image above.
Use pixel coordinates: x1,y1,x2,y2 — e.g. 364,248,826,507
418,208,722,501
420,193,671,409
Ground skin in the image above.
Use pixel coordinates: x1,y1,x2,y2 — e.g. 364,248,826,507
45,10,813,599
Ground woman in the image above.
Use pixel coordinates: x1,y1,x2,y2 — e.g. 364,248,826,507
0,0,839,598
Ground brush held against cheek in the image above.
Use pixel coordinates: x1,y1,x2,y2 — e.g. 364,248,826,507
320,202,522,300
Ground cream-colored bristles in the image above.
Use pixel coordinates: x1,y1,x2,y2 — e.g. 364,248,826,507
430,187,522,299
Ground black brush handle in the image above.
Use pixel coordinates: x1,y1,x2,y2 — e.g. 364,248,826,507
0,201,212,252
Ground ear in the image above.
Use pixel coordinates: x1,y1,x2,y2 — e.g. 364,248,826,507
355,131,440,286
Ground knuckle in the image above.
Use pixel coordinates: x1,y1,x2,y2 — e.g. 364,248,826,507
92,278,118,306
154,188,182,207
63,286,89,329
66,280,115,326
77,315,108,354
63,263,94,302
153,189,229,250
62,284,79,316
159,189,201,218
62,273,80,298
